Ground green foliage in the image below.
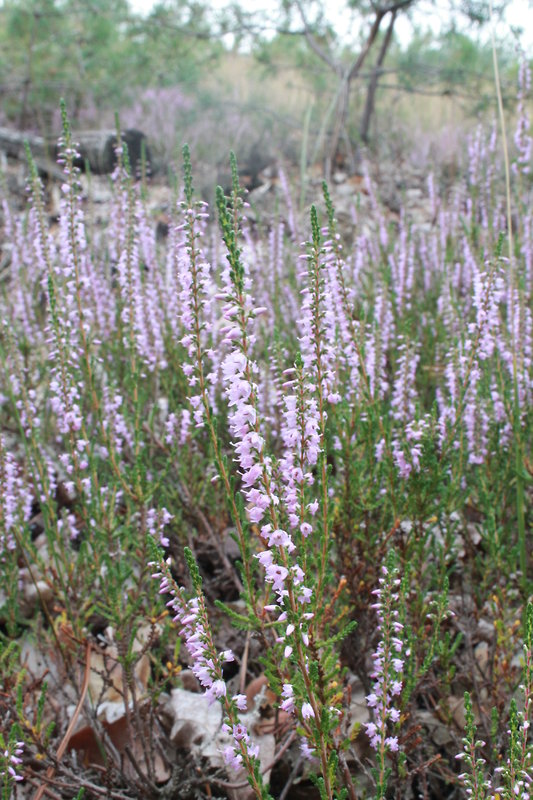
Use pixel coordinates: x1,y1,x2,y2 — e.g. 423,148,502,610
393,28,515,114
0,0,220,131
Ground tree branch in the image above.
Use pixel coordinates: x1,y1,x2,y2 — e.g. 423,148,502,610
346,10,385,82
361,8,397,141
293,0,340,73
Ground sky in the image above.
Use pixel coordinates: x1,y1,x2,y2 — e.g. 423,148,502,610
129,0,533,51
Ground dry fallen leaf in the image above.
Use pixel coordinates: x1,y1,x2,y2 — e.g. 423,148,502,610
68,703,170,784
87,626,152,724
162,686,276,795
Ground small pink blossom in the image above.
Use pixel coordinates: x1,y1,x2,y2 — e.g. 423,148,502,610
232,694,247,711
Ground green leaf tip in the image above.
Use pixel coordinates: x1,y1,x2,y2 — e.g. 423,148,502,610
182,144,193,205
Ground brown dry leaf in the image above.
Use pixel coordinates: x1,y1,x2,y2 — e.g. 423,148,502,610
20,634,61,683
88,647,121,707
162,687,276,793
417,710,454,747
474,641,489,675
18,533,53,615
349,680,370,729
244,673,291,737
87,627,152,723
253,708,290,737
18,630,86,743
245,674,277,711
441,694,481,729
163,687,222,752
449,694,467,728
68,705,170,784
67,725,105,767
55,620,82,655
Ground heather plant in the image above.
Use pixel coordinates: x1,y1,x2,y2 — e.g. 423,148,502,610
457,604,533,800
119,86,195,163
0,732,24,800
364,557,405,799
152,147,354,799
0,88,531,800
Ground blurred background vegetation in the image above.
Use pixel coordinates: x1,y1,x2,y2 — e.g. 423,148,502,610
0,0,527,174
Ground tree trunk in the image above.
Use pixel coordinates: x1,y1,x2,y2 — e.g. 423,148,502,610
325,77,350,181
324,10,385,178
360,10,397,144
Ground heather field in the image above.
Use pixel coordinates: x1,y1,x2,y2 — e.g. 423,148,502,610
0,84,532,800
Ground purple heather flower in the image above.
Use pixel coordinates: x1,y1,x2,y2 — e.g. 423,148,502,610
300,738,317,761
267,528,295,551
391,338,419,424
0,438,32,553
233,694,247,711
365,561,404,766
514,55,532,177
222,744,243,771
233,723,247,741
280,684,295,713
0,740,24,783
265,563,289,592
389,221,415,313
